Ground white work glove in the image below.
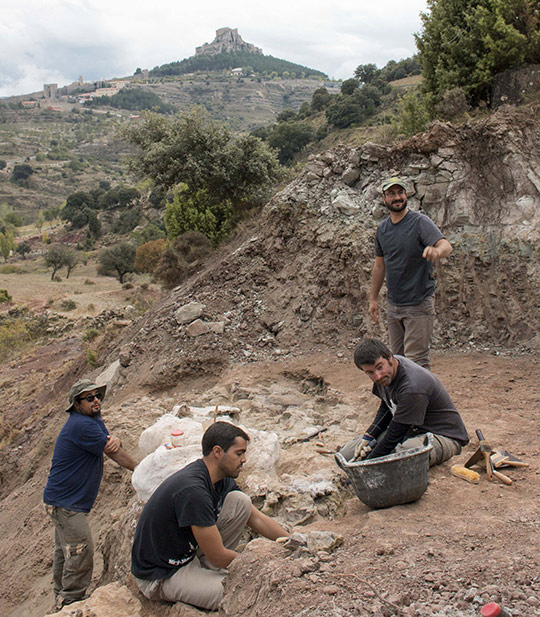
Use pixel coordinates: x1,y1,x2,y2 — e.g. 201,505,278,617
353,435,376,461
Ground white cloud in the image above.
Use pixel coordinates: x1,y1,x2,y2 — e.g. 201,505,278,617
0,0,428,97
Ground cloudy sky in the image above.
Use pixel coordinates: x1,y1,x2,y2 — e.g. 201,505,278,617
0,0,429,98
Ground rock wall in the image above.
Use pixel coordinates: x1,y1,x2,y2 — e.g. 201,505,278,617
492,64,540,107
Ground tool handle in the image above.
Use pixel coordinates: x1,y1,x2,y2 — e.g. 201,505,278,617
493,470,513,485
483,451,493,480
476,429,485,441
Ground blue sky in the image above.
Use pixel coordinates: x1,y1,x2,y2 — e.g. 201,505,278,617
0,0,428,97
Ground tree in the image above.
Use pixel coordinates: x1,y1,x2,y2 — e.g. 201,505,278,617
134,238,165,273
416,0,540,107
164,188,233,245
15,241,31,259
0,231,14,262
354,63,380,84
11,163,34,186
325,86,381,128
98,243,136,283
341,78,360,95
87,212,102,238
44,245,70,280
122,107,281,210
276,109,297,122
398,89,430,137
64,249,78,279
266,121,315,164
311,88,332,111
0,160,6,171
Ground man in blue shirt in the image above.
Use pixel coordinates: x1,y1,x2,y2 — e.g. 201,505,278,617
368,177,453,370
44,379,137,610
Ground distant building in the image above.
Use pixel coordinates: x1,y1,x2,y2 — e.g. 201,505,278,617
21,100,37,108
43,83,58,99
231,68,243,76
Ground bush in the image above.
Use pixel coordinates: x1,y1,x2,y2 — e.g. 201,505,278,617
60,299,77,311
164,188,233,246
83,328,99,342
134,238,165,273
86,349,98,367
0,289,12,303
398,89,430,137
154,231,212,289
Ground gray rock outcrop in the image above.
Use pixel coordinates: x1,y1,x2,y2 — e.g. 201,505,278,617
196,27,262,56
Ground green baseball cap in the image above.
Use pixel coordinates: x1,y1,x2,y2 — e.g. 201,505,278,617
66,379,107,413
381,177,407,192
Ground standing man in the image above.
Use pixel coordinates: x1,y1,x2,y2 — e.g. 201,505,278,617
131,422,290,611
338,338,468,466
44,379,137,611
369,177,453,369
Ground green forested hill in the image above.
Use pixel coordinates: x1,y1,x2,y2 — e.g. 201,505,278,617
150,51,327,79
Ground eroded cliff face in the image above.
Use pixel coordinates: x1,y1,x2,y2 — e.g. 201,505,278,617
110,105,540,396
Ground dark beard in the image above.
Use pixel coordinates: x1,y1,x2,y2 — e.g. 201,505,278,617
386,200,407,213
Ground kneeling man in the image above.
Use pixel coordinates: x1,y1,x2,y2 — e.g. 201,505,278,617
131,422,289,610
339,338,468,466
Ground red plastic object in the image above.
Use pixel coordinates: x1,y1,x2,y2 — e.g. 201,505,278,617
481,603,510,617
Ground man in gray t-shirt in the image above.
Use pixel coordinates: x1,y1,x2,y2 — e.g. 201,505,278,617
369,177,453,369
338,338,468,467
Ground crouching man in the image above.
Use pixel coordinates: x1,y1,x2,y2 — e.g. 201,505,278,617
131,422,290,610
338,338,468,466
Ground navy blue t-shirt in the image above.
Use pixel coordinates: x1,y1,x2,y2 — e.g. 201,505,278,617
131,458,239,580
375,210,444,305
43,412,109,513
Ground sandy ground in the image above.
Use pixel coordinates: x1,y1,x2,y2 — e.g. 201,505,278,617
0,343,538,617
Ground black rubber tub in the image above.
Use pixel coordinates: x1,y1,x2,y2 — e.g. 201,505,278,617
335,443,433,508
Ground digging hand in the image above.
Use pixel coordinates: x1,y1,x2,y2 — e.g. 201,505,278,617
353,435,376,461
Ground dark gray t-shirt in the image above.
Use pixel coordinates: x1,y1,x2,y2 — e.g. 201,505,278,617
375,210,444,305
370,355,469,446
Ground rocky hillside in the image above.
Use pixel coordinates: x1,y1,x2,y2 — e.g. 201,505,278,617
107,104,540,396
1,104,539,617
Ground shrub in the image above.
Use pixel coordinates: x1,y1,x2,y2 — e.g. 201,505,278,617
86,349,98,367
134,238,165,273
154,231,212,289
60,299,77,311
0,319,30,361
83,328,99,342
0,289,12,303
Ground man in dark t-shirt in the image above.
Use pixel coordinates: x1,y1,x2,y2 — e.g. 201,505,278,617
43,379,137,611
368,177,453,369
131,422,290,611
338,339,468,467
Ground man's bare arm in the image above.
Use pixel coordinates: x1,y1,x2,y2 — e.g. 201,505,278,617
247,505,290,540
192,525,238,569
369,256,386,323
105,446,137,471
423,238,452,262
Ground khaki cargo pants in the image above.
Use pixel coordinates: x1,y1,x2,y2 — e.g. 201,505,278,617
135,490,252,611
45,505,94,607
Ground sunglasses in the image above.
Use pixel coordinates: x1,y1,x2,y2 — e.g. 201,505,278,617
78,393,103,403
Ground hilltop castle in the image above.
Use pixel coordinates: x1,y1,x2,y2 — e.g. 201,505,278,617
196,27,263,56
